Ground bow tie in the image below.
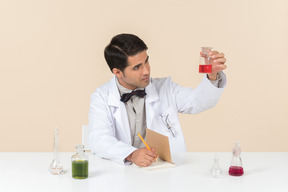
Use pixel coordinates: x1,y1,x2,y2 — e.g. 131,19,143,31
120,89,146,103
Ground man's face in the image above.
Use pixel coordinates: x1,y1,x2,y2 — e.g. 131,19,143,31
116,51,150,90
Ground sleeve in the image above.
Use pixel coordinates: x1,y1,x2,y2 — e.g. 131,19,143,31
88,90,137,165
207,71,226,88
172,71,226,114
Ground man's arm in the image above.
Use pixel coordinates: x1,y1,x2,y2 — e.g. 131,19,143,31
167,74,226,116
89,90,136,164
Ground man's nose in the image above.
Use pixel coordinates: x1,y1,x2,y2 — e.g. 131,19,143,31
142,64,150,75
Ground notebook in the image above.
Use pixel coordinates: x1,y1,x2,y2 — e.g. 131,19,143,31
132,128,175,170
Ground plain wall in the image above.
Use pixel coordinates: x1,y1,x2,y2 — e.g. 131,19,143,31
0,0,287,152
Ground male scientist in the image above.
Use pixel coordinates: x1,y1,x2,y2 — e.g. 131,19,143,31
89,33,227,167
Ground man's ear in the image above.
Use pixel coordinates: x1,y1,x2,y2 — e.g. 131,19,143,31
112,68,122,78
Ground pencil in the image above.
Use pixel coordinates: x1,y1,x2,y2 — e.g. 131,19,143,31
137,133,151,151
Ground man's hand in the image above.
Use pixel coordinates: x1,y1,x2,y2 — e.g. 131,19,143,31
126,147,158,167
201,51,227,80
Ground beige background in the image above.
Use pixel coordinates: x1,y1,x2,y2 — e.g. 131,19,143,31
0,0,287,152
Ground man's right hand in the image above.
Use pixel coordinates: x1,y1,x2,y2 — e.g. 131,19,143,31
126,147,158,167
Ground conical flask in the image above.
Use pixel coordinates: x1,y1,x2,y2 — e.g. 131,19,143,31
210,155,223,178
49,127,64,175
228,141,244,176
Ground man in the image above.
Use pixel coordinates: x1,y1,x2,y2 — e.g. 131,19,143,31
89,34,227,167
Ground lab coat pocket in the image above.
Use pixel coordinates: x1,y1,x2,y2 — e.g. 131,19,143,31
160,105,179,138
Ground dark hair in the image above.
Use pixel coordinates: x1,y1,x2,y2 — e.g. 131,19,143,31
104,34,148,72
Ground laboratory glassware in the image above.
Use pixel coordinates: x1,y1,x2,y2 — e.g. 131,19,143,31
199,47,213,73
229,141,244,176
71,144,89,179
210,155,223,178
49,127,64,175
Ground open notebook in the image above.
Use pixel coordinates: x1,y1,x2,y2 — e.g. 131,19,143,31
132,128,175,170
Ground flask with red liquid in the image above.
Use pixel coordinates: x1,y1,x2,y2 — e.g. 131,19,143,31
229,141,244,176
199,47,212,73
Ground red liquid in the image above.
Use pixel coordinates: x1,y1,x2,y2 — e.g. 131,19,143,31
229,166,244,176
199,64,212,73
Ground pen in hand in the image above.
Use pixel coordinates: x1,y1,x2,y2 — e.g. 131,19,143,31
137,133,158,161
137,133,151,151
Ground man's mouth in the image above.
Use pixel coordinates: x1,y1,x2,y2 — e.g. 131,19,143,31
142,76,149,81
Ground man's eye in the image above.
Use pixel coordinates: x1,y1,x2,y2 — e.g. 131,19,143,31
133,66,139,70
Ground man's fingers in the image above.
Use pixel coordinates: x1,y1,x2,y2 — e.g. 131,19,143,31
146,147,158,158
138,157,155,167
211,52,225,59
218,64,227,70
144,154,157,162
208,51,219,56
141,159,153,166
213,57,226,64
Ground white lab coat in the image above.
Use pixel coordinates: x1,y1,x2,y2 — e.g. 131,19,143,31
89,73,226,164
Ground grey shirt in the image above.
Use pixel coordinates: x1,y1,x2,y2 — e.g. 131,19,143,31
116,79,146,149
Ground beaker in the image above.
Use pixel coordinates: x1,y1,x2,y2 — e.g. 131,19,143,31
199,47,212,73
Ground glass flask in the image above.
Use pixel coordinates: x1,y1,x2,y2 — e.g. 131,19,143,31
229,141,244,176
49,127,64,175
71,144,89,179
210,155,223,178
199,47,213,73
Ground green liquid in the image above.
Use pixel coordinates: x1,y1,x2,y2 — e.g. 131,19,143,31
72,160,88,179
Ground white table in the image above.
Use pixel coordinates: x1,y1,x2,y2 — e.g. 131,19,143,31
1,152,287,192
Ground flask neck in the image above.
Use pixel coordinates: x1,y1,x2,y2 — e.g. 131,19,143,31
232,142,242,157
201,47,212,57
53,127,60,161
76,149,84,155
213,158,220,168
230,156,243,167
75,144,85,155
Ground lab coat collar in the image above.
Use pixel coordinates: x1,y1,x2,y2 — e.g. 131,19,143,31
107,76,159,107
107,76,121,107
107,76,131,142
145,78,159,129
145,78,159,104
